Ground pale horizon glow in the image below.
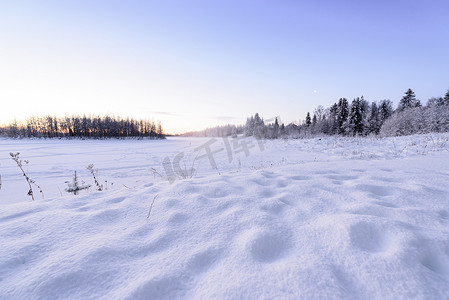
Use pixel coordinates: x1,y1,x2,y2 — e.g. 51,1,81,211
1,1,448,134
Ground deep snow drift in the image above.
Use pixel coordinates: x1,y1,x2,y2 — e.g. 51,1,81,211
1,134,449,299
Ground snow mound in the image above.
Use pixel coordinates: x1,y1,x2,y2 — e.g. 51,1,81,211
1,151,449,299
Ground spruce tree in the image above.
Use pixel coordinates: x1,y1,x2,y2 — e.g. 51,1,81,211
444,89,449,105
245,116,255,136
348,98,363,136
368,102,380,134
328,103,339,134
379,100,393,121
398,88,420,111
305,112,311,126
337,98,349,134
273,117,280,138
280,123,285,136
253,113,265,138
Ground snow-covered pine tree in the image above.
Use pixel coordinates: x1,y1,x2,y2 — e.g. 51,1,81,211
280,123,285,137
245,116,255,136
348,97,364,136
313,106,325,134
359,96,370,134
443,89,449,105
272,117,280,138
379,100,393,122
305,112,311,127
337,98,349,134
368,101,381,134
398,88,421,111
327,103,339,134
253,113,266,138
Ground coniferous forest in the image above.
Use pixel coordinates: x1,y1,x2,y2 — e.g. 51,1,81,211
184,88,449,138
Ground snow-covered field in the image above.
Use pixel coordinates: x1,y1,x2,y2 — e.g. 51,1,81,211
1,134,449,299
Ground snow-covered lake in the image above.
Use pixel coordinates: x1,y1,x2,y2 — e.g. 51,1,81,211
1,134,449,298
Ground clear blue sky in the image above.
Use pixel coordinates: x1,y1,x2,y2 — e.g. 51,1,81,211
1,0,448,134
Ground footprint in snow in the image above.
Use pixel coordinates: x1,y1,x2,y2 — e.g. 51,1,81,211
175,184,201,195
438,210,449,220
128,225,154,239
349,206,387,218
186,247,223,273
277,195,298,207
326,174,358,181
259,202,286,215
373,201,397,208
195,195,210,204
276,179,288,188
215,199,235,213
356,184,393,197
204,188,230,199
261,189,275,198
349,221,391,253
314,170,337,175
168,212,190,224
421,251,449,276
164,198,179,208
107,196,126,204
0,208,43,222
249,232,291,263
251,177,271,187
261,171,276,179
129,275,186,300
87,209,123,226
331,265,362,298
134,231,176,256
287,175,311,181
65,201,89,209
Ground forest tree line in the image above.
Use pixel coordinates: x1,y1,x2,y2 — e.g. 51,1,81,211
184,88,449,138
0,115,165,139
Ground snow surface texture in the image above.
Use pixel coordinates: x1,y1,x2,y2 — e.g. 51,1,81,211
1,134,449,299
